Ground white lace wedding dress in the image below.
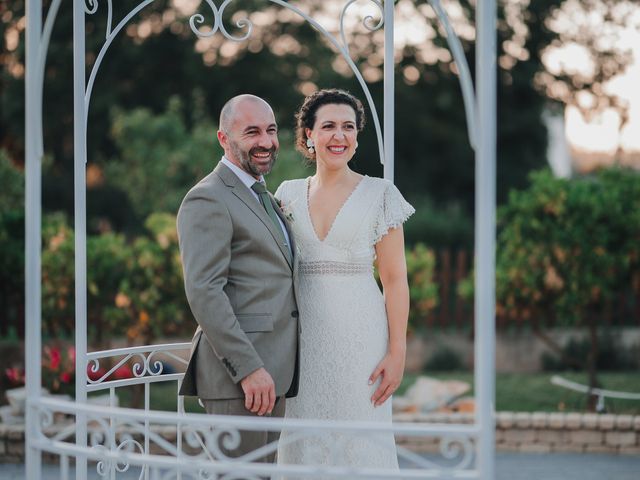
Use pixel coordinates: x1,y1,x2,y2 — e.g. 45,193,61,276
274,175,414,472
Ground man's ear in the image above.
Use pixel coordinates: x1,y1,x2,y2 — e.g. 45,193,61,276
217,130,227,149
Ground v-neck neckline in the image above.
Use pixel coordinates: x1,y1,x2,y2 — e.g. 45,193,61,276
305,175,367,243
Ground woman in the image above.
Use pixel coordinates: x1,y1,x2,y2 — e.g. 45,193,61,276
275,89,414,469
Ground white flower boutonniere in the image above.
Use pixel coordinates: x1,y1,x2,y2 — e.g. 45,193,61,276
279,198,297,223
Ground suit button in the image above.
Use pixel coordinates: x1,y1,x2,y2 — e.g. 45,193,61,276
291,310,299,318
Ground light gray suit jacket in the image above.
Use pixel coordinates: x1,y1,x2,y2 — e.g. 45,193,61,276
177,162,299,400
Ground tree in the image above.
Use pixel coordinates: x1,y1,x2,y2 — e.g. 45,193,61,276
494,167,640,408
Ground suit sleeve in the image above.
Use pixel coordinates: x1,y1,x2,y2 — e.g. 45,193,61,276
177,186,264,383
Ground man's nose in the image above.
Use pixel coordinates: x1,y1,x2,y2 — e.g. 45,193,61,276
257,132,273,148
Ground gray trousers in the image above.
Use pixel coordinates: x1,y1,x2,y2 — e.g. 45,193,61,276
201,396,286,464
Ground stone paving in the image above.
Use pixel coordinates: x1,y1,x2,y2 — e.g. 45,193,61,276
1,453,640,480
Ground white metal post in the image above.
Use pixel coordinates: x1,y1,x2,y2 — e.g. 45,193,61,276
383,0,394,181
73,0,88,478
474,0,497,478
25,0,43,478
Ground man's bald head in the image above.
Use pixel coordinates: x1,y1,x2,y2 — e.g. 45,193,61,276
217,94,279,179
219,94,273,133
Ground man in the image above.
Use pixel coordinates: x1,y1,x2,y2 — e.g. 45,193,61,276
177,94,299,463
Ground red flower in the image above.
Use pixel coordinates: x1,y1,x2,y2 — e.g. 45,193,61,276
113,365,132,380
86,366,107,382
5,367,25,385
60,371,73,383
46,346,62,371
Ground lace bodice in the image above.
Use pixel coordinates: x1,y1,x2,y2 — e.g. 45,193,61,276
275,175,415,269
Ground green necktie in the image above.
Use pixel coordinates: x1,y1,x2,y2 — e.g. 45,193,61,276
251,182,291,263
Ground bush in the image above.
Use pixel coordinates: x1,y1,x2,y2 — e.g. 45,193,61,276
403,197,473,249
474,167,640,405
425,346,464,371
405,243,439,331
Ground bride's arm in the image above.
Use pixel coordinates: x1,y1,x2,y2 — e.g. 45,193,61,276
369,226,410,407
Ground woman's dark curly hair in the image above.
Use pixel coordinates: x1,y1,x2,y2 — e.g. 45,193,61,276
294,89,366,160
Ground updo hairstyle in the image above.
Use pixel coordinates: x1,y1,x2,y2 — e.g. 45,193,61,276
294,89,366,160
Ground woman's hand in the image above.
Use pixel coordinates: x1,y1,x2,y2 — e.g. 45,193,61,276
369,347,406,407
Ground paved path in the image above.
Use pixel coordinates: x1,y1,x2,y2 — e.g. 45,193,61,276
1,453,639,479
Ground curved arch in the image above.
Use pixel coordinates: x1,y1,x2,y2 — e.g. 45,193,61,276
428,0,478,151
84,0,155,123
83,0,387,165
34,0,63,158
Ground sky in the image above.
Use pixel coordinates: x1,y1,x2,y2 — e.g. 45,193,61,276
562,13,640,154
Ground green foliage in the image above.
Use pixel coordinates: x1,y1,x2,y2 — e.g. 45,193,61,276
541,331,637,372
107,98,220,219
400,371,640,414
495,168,640,324
403,197,473,249
405,243,439,330
0,151,25,336
0,150,23,210
425,346,464,371
38,211,192,343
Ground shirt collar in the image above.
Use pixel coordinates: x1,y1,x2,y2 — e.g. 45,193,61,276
221,156,265,189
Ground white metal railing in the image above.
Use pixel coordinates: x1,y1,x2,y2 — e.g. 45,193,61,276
551,375,640,413
33,393,480,479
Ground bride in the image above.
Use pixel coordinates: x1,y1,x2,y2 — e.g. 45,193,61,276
275,89,414,469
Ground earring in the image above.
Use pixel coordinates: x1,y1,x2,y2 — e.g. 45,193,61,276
306,138,315,154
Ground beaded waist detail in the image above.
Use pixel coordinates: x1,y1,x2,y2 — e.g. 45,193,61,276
298,261,373,276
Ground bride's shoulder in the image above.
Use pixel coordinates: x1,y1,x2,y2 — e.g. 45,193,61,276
364,175,394,193
274,177,307,201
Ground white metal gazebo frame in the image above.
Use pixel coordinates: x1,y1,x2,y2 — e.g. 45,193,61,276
24,0,496,478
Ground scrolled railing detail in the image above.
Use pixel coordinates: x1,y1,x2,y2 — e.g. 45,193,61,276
84,0,99,15
86,343,190,385
33,396,481,477
339,0,384,54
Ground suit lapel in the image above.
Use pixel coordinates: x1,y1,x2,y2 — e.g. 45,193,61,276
215,163,293,270
271,194,296,269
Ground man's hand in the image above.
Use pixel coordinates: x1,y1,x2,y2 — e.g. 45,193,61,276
240,367,275,415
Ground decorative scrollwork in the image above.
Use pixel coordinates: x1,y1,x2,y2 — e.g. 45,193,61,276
84,0,99,15
339,0,384,52
439,435,474,470
190,0,254,41
87,347,182,384
38,407,54,429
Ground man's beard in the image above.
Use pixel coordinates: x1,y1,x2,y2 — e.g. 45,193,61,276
230,141,278,177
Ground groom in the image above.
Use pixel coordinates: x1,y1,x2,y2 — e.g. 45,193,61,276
177,94,299,462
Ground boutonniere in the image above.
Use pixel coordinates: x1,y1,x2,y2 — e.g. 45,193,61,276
279,198,297,223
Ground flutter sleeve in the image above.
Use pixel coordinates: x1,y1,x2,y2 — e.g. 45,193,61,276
372,181,415,245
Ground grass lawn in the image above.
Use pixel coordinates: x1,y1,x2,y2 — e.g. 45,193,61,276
398,371,640,414
111,371,640,415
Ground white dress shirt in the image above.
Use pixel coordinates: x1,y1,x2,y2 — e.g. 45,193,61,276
220,157,292,255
